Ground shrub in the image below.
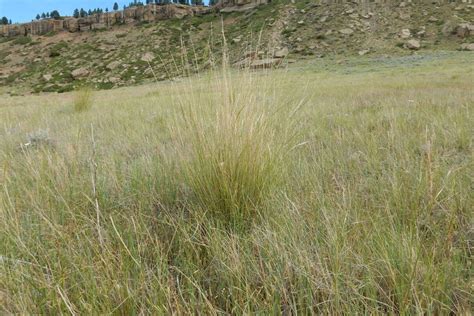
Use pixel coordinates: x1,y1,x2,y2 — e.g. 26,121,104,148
49,50,60,57
73,87,93,112
13,36,32,45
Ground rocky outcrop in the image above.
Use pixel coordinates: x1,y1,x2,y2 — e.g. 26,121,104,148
0,4,210,37
218,0,269,6
218,0,269,12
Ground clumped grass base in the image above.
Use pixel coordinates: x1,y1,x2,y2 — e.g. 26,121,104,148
0,55,472,314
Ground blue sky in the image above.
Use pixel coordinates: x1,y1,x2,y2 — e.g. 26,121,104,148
0,0,209,23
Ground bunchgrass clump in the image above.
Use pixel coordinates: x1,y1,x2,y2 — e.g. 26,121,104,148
173,67,300,229
73,87,93,112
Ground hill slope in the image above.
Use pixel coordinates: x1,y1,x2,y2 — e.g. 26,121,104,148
0,0,473,94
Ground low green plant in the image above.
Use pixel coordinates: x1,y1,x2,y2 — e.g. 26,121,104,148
13,36,32,45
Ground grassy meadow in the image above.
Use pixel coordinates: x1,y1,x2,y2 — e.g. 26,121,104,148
0,52,473,314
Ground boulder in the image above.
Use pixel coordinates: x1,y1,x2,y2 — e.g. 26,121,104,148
42,74,53,82
274,47,289,58
358,49,370,56
460,43,474,51
71,68,90,79
405,39,420,50
398,12,410,21
399,28,411,39
141,52,155,63
339,28,354,35
417,27,426,37
108,76,121,83
456,23,474,38
106,61,121,70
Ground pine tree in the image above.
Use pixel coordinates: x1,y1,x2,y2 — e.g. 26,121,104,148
50,10,61,19
41,13,46,19
80,8,87,17
73,9,80,18
36,14,41,20
0,17,8,25
114,2,119,11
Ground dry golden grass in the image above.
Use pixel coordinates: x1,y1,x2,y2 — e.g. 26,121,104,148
0,53,472,314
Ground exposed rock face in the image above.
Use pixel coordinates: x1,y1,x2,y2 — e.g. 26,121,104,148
218,0,269,12
0,4,210,37
219,0,269,6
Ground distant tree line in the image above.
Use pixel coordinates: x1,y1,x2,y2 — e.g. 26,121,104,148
72,8,108,19
1,17,13,25
35,10,61,21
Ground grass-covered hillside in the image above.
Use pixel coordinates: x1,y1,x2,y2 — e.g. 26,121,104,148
0,52,472,313
0,0,473,95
